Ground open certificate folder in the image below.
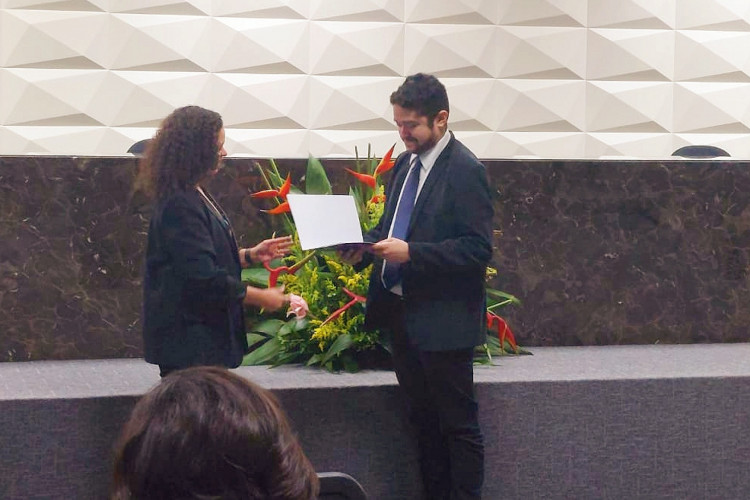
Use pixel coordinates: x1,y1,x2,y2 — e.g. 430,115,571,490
286,194,373,251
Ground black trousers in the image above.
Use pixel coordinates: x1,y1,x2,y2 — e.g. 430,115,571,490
387,294,484,500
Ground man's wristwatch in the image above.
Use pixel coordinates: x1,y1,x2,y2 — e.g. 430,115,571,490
244,248,253,264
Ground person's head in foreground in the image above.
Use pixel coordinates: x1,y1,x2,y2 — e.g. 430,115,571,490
111,366,319,500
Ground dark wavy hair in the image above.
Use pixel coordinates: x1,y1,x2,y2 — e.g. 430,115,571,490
139,106,223,200
111,366,319,500
389,73,449,125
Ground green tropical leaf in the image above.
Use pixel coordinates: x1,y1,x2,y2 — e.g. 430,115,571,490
246,333,267,349
278,321,295,338
320,333,354,364
507,342,533,355
272,351,302,367
486,288,521,306
340,353,359,373
242,336,282,365
249,319,285,335
305,155,332,194
306,353,323,366
266,169,283,188
291,318,309,332
242,267,270,287
473,353,494,366
483,335,503,355
349,185,369,226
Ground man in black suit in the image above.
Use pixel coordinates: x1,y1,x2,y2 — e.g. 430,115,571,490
342,74,493,499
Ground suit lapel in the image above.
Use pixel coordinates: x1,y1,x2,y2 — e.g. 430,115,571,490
407,134,454,234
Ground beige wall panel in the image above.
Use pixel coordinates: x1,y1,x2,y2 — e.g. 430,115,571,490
2,1,750,157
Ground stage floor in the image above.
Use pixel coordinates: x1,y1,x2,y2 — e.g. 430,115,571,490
3,343,750,400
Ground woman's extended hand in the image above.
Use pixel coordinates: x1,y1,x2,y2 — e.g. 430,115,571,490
244,285,288,311
248,235,293,264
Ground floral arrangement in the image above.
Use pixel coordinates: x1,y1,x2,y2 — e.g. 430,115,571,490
241,146,527,372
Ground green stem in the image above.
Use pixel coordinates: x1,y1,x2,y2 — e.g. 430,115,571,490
254,160,274,191
487,300,512,312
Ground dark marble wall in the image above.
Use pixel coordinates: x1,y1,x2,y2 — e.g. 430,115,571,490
1,156,748,361
0,156,284,362
490,159,750,346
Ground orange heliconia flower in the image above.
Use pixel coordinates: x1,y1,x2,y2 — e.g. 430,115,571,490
373,143,396,177
345,144,397,189
262,201,290,215
344,169,376,189
251,173,291,199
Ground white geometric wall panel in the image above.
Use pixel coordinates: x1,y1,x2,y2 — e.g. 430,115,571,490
497,26,587,79
3,0,750,158
496,79,586,131
404,24,496,77
587,29,675,81
586,81,673,132
674,30,750,81
309,22,403,76
675,0,750,30
497,0,587,27
587,0,675,29
673,83,750,133
404,0,497,25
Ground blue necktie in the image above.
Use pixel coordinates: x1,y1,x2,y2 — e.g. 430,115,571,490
382,158,421,289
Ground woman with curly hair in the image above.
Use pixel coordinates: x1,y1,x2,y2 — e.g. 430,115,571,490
111,366,319,500
140,106,292,377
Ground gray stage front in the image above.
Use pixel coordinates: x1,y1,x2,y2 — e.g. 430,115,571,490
2,344,749,499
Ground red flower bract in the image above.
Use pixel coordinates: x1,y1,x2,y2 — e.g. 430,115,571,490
486,312,518,353
319,287,366,327
251,173,291,199
374,143,396,177
345,169,376,189
263,252,316,287
262,201,290,215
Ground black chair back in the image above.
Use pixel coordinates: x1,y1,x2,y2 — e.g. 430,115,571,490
127,139,151,156
318,472,367,500
672,145,730,158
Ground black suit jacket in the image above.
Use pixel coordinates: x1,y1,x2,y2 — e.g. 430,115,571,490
142,189,248,369
364,133,494,351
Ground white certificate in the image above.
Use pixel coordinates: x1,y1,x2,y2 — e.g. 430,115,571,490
286,194,366,250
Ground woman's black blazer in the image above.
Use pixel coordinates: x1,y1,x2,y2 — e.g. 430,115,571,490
142,189,248,369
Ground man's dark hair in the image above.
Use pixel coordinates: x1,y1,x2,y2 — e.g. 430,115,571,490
111,366,319,500
389,73,449,123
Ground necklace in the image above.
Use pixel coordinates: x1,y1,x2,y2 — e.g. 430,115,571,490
196,186,231,230
196,186,220,215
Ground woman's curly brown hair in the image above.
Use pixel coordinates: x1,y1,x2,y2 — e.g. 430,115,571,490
139,106,223,200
